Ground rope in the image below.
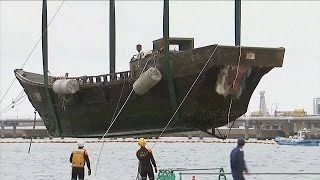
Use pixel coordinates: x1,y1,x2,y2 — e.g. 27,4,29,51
232,46,242,90
214,128,225,139
95,78,127,175
170,168,223,172
226,99,233,129
28,110,37,154
135,50,162,180
95,57,152,176
0,0,65,104
58,94,71,111
224,46,242,139
0,90,24,113
14,95,28,108
180,172,320,175
0,92,27,116
111,79,126,122
151,45,219,150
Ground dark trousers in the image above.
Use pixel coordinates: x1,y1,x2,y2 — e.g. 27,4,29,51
232,171,245,180
71,167,84,180
140,168,154,180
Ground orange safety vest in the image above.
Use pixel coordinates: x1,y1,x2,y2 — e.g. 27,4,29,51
72,149,86,168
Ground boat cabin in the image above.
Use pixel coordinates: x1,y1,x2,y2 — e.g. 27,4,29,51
129,37,195,79
152,37,194,51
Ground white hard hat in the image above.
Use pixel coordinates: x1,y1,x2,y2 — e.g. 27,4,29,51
77,139,85,147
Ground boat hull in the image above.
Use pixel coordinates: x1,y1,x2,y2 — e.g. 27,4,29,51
275,139,320,146
15,44,285,137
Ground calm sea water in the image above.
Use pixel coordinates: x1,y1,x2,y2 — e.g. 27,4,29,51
0,138,319,180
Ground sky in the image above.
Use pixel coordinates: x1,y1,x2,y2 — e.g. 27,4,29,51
0,1,319,119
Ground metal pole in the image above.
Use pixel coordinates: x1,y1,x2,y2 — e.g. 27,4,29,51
109,0,116,75
42,0,62,136
235,0,241,46
163,0,179,121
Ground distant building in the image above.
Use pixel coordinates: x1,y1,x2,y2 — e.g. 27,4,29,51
314,98,320,115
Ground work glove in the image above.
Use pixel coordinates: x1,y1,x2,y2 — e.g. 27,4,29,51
88,169,91,176
154,167,158,173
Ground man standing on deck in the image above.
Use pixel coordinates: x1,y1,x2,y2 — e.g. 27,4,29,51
70,139,91,180
136,138,157,180
131,44,145,62
230,138,248,180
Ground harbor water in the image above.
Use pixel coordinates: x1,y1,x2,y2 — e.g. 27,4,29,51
0,138,319,180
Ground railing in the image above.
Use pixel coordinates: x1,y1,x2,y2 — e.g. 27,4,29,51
73,71,131,85
157,168,320,180
157,168,226,180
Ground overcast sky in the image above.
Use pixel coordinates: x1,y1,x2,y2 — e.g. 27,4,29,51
0,1,319,119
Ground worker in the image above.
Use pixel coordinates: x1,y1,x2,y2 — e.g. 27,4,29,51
136,138,157,180
136,44,142,53
131,44,145,61
230,138,248,180
70,139,91,180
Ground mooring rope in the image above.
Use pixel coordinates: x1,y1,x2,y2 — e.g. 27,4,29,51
111,78,126,122
0,91,27,116
28,110,37,154
95,57,153,176
150,45,219,149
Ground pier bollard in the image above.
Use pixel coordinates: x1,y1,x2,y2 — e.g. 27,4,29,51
218,168,227,180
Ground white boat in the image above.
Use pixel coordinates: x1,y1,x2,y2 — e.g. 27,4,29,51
274,129,320,146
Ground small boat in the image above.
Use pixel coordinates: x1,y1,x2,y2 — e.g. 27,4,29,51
274,129,320,146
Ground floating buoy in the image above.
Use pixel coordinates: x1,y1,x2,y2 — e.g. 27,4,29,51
53,79,79,94
133,67,162,95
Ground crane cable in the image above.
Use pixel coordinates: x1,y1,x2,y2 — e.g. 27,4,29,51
150,45,219,150
1,90,27,116
134,45,219,179
225,45,242,139
0,90,24,112
95,57,153,176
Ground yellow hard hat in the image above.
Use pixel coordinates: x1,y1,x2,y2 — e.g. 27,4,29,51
138,138,146,147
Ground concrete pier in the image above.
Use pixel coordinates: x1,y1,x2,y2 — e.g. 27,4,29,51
255,121,262,139
1,116,320,139
0,128,48,138
1,121,4,138
244,120,249,140
12,124,17,138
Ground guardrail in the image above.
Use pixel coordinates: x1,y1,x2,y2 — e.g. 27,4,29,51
156,168,320,180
